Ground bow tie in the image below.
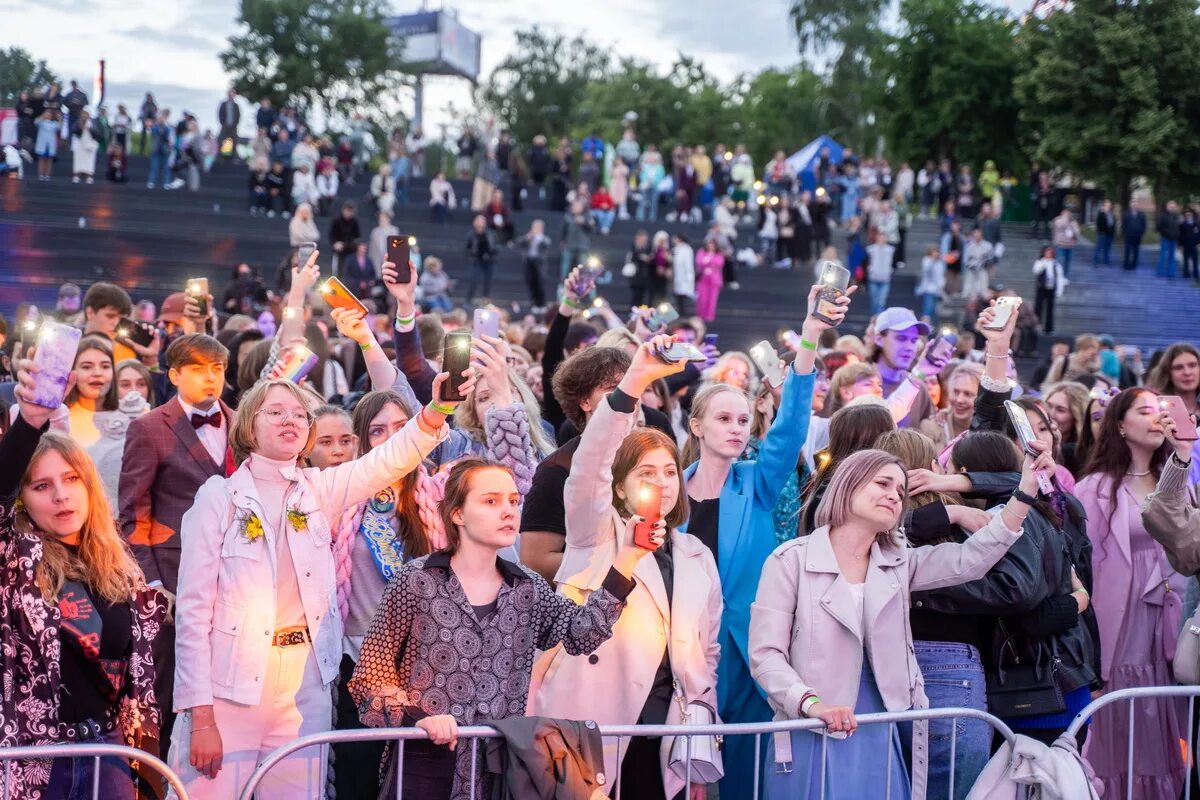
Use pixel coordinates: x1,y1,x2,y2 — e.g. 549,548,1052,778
191,413,221,430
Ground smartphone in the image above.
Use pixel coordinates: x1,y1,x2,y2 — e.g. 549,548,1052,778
473,308,500,340
632,481,663,551
440,330,473,402
186,278,209,319
387,235,414,283
1159,395,1199,441
1004,401,1054,494
813,261,852,326
30,322,83,408
297,241,317,267
569,258,603,296
655,342,707,364
703,333,719,348
984,297,1021,330
277,345,319,384
750,341,787,389
117,317,155,348
319,276,369,316
646,302,680,332
928,329,959,365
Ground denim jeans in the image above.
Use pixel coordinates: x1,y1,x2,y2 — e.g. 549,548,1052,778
47,729,133,800
869,280,890,315
900,642,990,800
148,152,168,186
1055,246,1073,277
636,189,660,221
921,291,940,321
592,208,615,231
1093,233,1112,265
1158,238,1178,277
465,259,493,302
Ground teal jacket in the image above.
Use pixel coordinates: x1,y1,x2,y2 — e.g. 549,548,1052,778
681,368,814,709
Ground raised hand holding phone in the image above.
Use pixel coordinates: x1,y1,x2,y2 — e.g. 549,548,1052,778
381,261,417,318
1005,401,1055,495
619,334,687,397
472,336,513,408
13,358,56,429
330,307,372,346
29,322,82,409
1156,403,1199,463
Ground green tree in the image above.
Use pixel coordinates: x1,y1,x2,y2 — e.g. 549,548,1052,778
0,47,58,107
221,0,409,130
1016,0,1200,203
727,66,831,168
879,0,1022,169
481,27,611,146
789,0,887,150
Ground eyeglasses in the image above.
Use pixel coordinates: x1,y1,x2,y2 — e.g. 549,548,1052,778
256,408,314,427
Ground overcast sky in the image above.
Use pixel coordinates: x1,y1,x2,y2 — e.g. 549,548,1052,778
3,0,1029,137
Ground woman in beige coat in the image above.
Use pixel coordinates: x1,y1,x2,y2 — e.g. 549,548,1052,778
531,336,720,800
749,445,1045,800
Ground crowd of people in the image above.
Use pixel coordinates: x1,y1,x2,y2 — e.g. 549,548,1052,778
0,225,1197,800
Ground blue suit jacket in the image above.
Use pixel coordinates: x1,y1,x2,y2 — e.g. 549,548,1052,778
681,368,814,709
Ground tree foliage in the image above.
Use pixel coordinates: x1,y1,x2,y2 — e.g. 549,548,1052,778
0,47,58,107
789,0,887,150
1016,0,1200,202
481,27,612,147
879,0,1021,169
221,0,409,129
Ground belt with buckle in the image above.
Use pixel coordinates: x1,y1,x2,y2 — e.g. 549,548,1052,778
272,627,310,647
61,717,116,741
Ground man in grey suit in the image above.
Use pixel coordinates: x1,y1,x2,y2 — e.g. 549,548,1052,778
119,333,231,756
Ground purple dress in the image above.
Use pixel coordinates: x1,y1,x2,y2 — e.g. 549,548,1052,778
1083,484,1188,799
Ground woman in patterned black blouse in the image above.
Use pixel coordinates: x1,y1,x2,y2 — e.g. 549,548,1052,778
0,358,165,800
349,457,658,799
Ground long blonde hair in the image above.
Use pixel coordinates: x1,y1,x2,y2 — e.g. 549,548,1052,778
17,434,144,603
454,369,556,457
682,382,752,466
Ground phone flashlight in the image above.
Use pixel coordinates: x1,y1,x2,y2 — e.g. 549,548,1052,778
408,236,418,246
753,181,763,191
586,254,601,268
283,307,296,320
592,298,604,308
756,195,767,206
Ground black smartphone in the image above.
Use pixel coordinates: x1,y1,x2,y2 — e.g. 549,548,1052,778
117,317,155,348
387,235,414,283
703,333,719,348
440,330,473,402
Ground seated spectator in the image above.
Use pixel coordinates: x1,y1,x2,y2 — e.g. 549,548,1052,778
106,142,128,183
591,184,617,234
265,161,289,217
418,256,453,312
269,127,295,168
429,170,455,224
291,162,318,208
315,162,339,216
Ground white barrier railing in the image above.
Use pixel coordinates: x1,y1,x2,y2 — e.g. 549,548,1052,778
238,706,1017,800
1066,685,1200,800
0,741,190,800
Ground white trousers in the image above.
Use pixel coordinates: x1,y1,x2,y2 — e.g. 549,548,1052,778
169,642,331,799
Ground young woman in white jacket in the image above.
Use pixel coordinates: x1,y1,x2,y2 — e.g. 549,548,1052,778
532,335,721,800
170,371,471,800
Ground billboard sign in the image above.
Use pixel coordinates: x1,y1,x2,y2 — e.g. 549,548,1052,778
387,10,481,83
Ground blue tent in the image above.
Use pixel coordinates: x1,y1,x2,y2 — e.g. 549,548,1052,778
785,135,846,192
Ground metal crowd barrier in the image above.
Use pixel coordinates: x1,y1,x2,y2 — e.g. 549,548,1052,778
0,741,190,800
238,706,1017,800
1066,685,1200,800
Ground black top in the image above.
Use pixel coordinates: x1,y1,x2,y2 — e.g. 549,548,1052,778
639,542,676,726
687,497,720,557
57,554,133,723
471,599,499,623
519,437,582,536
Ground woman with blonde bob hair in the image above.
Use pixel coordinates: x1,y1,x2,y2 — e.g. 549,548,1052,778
750,444,1046,800
172,368,472,800
0,361,166,800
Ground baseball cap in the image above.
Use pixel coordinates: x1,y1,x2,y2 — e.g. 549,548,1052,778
874,307,931,336
58,282,82,299
158,292,188,323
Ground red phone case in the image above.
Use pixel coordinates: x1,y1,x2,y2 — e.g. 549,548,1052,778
633,482,663,550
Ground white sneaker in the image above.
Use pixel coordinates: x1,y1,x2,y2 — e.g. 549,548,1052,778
267,210,276,218
85,177,93,184
147,182,155,189
72,176,80,183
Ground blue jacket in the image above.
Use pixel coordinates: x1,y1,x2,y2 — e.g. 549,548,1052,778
680,368,814,708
